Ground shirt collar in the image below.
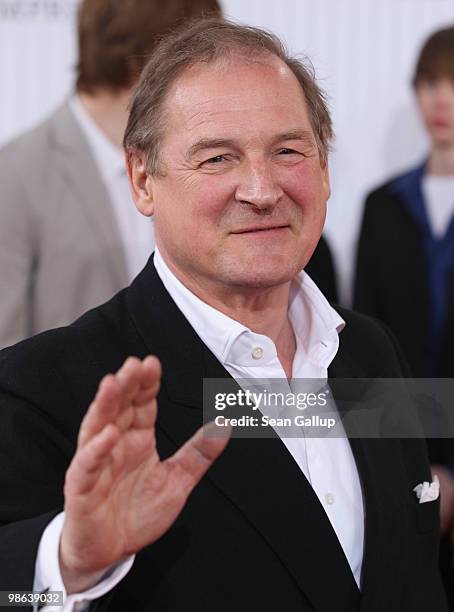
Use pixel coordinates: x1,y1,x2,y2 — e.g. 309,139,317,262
69,95,125,180
154,248,246,363
288,271,344,366
153,247,345,370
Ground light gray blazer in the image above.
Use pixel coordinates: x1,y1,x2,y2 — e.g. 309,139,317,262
0,102,130,348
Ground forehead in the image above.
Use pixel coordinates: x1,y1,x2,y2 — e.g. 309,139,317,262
417,70,454,84
161,55,312,145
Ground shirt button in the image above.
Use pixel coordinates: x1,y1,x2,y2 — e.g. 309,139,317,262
251,346,264,360
324,492,335,505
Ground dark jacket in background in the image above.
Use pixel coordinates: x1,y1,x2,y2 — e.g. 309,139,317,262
306,234,338,303
354,163,454,379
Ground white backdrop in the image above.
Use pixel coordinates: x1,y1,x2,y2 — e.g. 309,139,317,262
1,0,454,303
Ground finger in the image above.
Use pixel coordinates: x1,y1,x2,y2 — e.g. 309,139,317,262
131,357,162,429
66,424,120,497
78,375,122,447
65,357,162,516
165,421,231,495
115,356,161,430
133,356,162,407
114,357,144,418
79,357,160,446
131,400,157,430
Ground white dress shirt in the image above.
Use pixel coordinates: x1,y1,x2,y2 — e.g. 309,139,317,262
153,249,365,587
69,96,154,281
33,247,364,610
422,174,454,238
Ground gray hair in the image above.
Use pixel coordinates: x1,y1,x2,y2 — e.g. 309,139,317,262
124,17,333,173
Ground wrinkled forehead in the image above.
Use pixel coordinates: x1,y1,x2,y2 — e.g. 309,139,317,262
159,54,309,138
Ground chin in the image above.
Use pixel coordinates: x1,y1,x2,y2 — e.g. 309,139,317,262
221,262,302,289
213,246,311,289
433,136,454,149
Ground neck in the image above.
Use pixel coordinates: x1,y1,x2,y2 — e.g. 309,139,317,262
77,87,133,149
427,145,454,176
164,258,297,378
212,285,297,380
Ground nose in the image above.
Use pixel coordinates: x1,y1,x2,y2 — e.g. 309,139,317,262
234,160,283,210
434,80,454,107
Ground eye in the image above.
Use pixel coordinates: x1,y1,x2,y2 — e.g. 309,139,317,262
278,148,298,155
275,145,314,160
205,155,228,164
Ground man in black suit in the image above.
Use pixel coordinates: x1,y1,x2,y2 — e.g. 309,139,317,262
0,18,448,611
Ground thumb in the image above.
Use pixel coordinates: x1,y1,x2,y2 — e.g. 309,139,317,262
165,421,231,496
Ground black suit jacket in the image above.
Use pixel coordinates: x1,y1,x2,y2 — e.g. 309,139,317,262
0,258,448,611
353,163,454,379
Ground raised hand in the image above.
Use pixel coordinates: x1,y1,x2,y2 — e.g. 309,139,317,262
59,356,230,594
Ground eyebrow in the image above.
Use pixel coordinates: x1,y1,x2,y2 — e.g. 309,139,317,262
187,138,237,159
186,130,315,159
272,130,316,146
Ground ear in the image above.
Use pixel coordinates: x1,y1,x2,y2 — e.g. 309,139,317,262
321,161,331,202
125,150,154,217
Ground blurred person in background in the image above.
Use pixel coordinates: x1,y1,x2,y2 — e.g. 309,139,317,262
0,0,220,349
354,26,454,605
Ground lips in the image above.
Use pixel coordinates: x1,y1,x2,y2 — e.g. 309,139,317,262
430,118,450,128
231,224,289,234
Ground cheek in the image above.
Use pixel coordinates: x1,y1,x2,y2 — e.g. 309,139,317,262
186,177,236,224
155,181,234,251
420,101,431,118
283,166,328,213
417,94,433,120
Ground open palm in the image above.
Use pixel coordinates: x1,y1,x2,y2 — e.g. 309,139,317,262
60,356,229,593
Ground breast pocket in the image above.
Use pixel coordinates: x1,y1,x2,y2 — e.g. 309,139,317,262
412,496,441,533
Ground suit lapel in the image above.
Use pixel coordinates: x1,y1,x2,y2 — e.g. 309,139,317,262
127,262,361,611
329,338,409,611
50,102,128,286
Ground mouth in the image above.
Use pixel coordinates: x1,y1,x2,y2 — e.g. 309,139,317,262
230,224,290,235
431,118,450,128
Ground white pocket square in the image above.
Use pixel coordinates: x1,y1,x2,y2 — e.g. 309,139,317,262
413,475,440,504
